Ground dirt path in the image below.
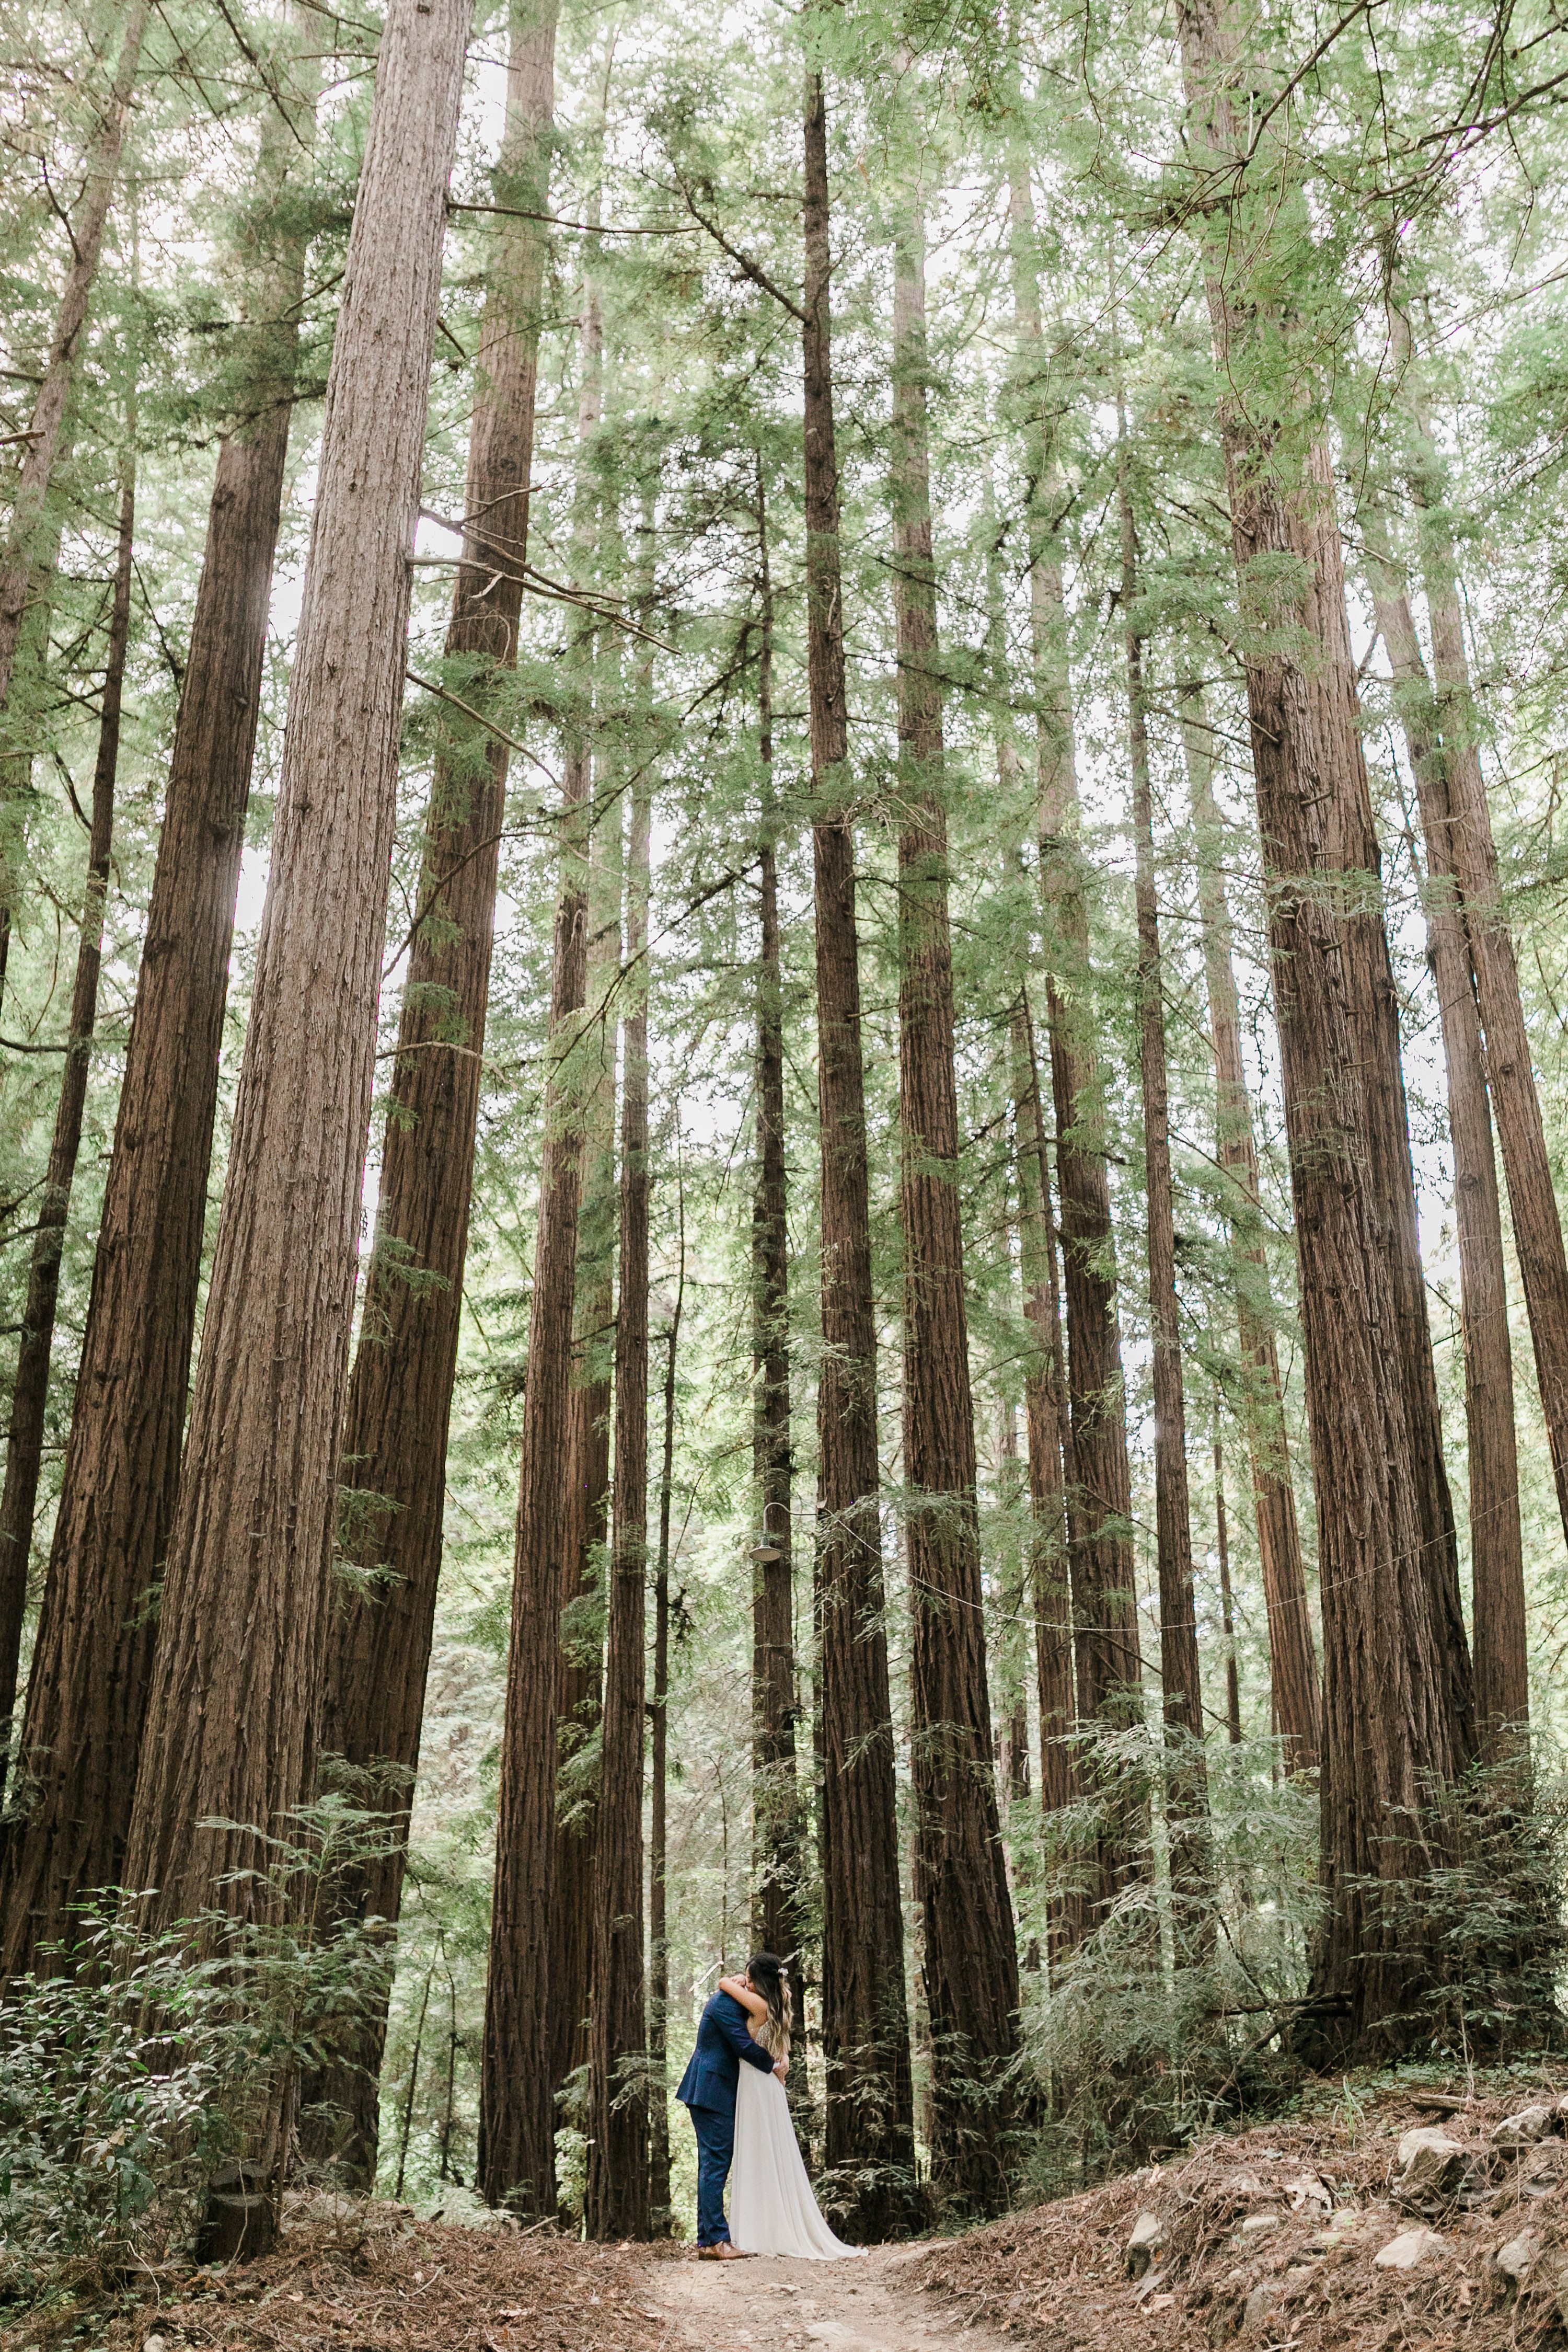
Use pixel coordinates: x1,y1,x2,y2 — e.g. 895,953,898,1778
642,2244,1012,2352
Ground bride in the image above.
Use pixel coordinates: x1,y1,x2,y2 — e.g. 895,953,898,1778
716,1959,866,2261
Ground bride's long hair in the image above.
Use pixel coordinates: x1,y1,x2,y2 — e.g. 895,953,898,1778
746,1950,792,2058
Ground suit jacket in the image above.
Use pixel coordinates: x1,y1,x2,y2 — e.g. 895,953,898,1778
675,1990,776,2113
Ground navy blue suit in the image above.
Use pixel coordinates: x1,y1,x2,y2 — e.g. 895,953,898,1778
676,1990,776,2244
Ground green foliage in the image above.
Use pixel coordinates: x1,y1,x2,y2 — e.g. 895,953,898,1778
0,1896,391,2303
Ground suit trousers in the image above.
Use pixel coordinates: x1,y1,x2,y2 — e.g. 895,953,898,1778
687,2099,735,2245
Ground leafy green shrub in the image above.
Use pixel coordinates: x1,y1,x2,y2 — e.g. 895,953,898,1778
0,1802,396,2307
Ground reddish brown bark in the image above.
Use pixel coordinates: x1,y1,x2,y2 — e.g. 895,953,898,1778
750,504,803,1971
1369,550,1527,1759
0,466,132,1771
802,62,915,2231
1007,150,1144,1930
479,760,591,2212
0,288,304,1976
585,763,650,2241
1010,1003,1078,1876
480,250,607,2206
1213,1430,1242,1747
302,0,557,2178
549,275,610,2120
1181,686,1320,1772
1119,456,1205,1792
647,1233,683,2231
120,0,473,2194
1398,370,1568,1591
891,202,1019,2213
1176,0,1474,2055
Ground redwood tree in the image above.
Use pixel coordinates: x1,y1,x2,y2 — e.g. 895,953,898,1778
1008,151,1144,1922
1117,451,1207,1838
550,268,611,2116
303,0,557,2178
0,463,132,1771
1180,684,1320,1773
750,477,804,1972
0,64,316,1980
1175,0,1474,2053
1367,541,1527,1757
802,55,916,2229
119,0,473,2188
890,191,1019,2214
1399,346,1568,1582
585,759,651,2242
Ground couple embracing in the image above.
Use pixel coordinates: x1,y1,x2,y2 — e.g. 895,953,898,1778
675,1949,863,2261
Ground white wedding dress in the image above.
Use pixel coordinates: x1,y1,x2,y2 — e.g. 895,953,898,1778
729,2059,866,2260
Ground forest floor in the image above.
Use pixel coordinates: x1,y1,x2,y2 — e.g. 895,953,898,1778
642,2240,1011,2350
15,2071,1568,2352
914,2067,1568,2348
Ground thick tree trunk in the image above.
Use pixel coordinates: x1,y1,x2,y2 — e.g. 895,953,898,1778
1007,153,1143,1928
0,92,312,1971
585,763,650,2240
890,203,1018,2216
1369,554,1527,1758
479,751,592,2212
1181,685,1320,1772
300,0,557,2179
119,0,471,2188
647,1241,683,2232
1175,0,1474,2056
479,291,616,2205
0,466,132,1766
0,0,148,713
750,484,804,1975
801,63,916,2234
1119,458,1206,1798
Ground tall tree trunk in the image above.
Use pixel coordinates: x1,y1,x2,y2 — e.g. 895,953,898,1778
647,1211,683,2233
1175,0,1474,2056
1367,547,1527,1758
119,0,471,2196
479,256,615,2210
0,464,132,1765
550,271,610,2119
1213,1427,1243,1747
0,0,148,713
1008,152,1143,1923
1,58,315,1980
1010,997,1078,1960
890,196,1018,2216
801,59,916,2233
1119,445,1206,1797
1396,356,1568,1580
585,744,650,2240
750,475,803,1972
300,0,556,2179
479,750,592,2215
1180,684,1320,1772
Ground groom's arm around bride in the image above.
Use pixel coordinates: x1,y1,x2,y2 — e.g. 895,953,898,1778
674,1973,785,2258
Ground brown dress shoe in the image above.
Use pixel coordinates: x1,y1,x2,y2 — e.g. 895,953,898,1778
697,2243,757,2261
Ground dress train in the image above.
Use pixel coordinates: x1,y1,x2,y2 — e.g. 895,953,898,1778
728,2064,867,2260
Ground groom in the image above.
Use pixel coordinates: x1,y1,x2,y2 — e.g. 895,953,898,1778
676,1961,788,2259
